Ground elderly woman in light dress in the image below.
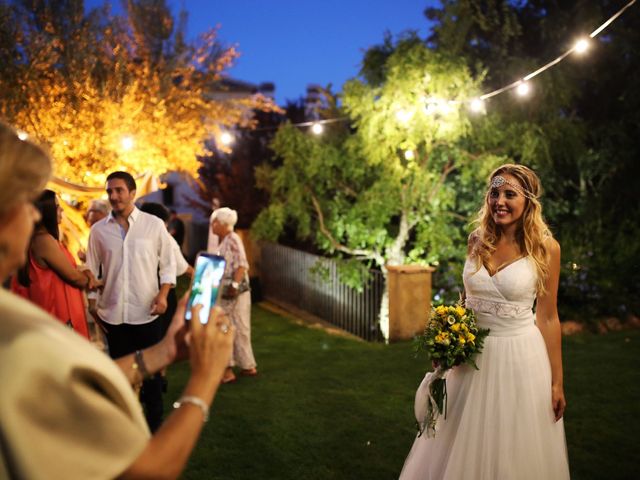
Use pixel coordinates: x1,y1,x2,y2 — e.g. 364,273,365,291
209,207,258,384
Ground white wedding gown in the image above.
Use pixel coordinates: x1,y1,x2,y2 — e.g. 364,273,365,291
400,257,570,479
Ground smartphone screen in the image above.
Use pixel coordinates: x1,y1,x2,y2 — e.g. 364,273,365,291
185,253,226,324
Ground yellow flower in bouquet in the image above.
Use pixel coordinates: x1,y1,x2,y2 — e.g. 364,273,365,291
414,302,490,437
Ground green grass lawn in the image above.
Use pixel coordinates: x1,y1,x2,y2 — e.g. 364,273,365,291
164,305,640,480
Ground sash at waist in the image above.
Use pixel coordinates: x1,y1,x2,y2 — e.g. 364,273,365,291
465,296,532,318
465,296,536,337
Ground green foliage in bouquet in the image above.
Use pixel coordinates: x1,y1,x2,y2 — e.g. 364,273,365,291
416,304,490,370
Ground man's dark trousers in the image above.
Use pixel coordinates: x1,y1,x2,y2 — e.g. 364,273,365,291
101,319,165,433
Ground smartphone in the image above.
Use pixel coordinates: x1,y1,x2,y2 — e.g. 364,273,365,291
185,252,226,324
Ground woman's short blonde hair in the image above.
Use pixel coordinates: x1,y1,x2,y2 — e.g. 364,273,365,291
0,121,52,218
210,207,238,228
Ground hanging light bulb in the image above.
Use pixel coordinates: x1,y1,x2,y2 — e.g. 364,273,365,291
311,122,324,135
573,38,590,54
516,82,530,97
220,131,234,146
437,101,454,116
469,98,485,113
395,109,413,124
17,130,28,141
404,150,415,160
121,135,134,151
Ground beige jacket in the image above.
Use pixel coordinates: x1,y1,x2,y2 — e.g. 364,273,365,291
0,288,149,479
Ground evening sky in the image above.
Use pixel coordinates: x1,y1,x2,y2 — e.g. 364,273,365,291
86,0,437,104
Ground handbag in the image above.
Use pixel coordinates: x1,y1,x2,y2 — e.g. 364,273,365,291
221,273,250,299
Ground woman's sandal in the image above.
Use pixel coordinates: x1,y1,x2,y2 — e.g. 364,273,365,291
221,375,237,384
221,368,237,384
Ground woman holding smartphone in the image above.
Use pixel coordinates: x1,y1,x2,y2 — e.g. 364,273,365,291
0,121,235,480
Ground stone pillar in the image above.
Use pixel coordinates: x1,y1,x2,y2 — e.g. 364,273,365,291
387,265,435,341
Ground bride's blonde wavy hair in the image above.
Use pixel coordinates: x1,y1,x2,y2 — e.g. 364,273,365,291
470,164,551,294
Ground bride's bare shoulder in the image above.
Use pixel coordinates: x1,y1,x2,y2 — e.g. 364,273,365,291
543,235,561,259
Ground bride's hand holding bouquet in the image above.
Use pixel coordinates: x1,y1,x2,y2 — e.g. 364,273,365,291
414,303,490,437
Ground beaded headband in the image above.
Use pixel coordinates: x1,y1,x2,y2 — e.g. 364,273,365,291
489,175,537,199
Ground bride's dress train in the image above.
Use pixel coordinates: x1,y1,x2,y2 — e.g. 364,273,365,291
400,257,570,479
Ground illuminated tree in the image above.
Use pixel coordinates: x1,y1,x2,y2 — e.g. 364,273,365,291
252,38,504,337
0,0,277,186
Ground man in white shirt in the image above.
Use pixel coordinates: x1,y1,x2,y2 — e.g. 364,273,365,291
87,171,176,432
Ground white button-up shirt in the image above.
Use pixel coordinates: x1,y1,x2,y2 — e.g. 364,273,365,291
86,207,176,325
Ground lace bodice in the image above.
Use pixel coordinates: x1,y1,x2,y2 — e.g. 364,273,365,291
463,257,537,336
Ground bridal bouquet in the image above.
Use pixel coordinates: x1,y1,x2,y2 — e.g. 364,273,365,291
414,303,490,437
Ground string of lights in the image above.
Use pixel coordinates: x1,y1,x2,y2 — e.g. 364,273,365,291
251,116,348,134
17,0,637,154
260,0,636,134
477,0,636,104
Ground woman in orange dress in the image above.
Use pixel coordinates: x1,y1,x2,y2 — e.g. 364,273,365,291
12,190,100,338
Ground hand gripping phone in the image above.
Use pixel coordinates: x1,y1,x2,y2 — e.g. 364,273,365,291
185,252,226,324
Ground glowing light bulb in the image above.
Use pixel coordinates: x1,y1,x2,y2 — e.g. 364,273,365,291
17,130,28,141
574,38,589,54
469,98,485,113
437,101,453,115
516,82,530,97
121,135,134,151
311,122,324,135
220,132,234,146
395,109,413,124
404,150,415,160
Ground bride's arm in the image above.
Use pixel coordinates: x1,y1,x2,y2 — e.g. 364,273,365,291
535,237,565,421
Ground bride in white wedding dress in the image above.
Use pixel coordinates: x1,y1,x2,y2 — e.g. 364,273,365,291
400,164,570,480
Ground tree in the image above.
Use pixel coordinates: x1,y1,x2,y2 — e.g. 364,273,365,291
195,106,287,228
252,38,504,339
194,96,314,228
0,0,276,186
